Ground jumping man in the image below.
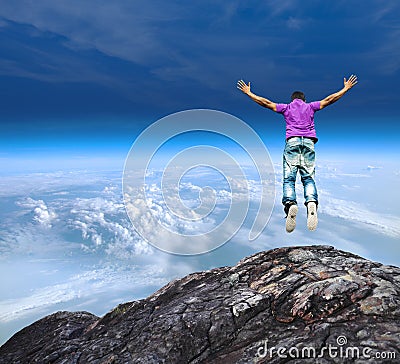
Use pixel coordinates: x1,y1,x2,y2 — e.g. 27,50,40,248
237,75,358,232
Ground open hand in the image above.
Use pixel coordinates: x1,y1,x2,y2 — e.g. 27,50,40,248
237,79,251,95
344,74,358,90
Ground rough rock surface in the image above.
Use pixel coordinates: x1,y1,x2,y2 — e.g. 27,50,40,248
1,245,400,363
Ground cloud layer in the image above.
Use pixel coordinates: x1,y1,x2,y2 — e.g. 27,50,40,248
0,158,399,344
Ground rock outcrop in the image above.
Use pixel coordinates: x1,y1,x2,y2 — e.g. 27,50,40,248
1,245,400,363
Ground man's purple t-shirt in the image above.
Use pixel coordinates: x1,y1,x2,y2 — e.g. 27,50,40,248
276,99,321,142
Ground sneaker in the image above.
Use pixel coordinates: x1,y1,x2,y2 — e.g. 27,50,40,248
285,204,298,233
307,202,318,231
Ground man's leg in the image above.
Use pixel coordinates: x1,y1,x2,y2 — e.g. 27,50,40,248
300,172,318,205
282,142,299,233
299,140,318,230
282,167,298,206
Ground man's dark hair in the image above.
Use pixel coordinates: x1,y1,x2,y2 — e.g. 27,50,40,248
291,91,306,101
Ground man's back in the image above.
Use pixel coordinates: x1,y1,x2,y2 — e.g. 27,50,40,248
276,99,320,141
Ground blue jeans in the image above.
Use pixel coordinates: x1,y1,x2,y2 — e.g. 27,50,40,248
282,137,318,207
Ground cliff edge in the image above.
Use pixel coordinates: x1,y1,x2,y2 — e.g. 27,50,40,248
1,245,399,363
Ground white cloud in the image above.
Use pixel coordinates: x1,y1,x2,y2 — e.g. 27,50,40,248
68,193,154,257
366,165,382,171
33,205,57,228
16,197,57,228
0,170,119,197
319,191,400,238
123,165,275,254
0,170,155,259
0,264,169,323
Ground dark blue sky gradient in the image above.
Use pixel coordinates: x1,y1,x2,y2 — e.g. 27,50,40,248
0,1,399,155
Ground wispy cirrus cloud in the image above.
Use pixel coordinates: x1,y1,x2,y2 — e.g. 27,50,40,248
0,264,169,323
0,0,399,120
319,192,400,238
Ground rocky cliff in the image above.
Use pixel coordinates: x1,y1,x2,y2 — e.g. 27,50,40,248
1,245,399,363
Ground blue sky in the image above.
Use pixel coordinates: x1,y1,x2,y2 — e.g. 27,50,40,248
0,0,399,157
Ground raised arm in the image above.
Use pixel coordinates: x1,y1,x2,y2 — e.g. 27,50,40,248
237,80,277,112
319,75,358,110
